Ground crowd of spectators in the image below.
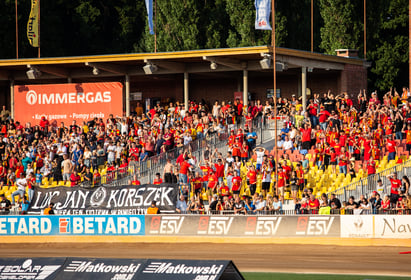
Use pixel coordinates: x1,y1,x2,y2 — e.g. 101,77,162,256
2,86,411,215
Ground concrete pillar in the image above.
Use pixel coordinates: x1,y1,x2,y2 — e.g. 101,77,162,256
10,80,14,119
125,74,130,117
243,70,248,107
184,72,189,111
67,77,72,83
301,67,307,112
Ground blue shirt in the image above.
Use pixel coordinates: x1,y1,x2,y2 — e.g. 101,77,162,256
36,173,43,184
176,200,188,213
247,132,257,143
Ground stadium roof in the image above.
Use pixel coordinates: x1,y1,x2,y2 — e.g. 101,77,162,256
0,46,368,82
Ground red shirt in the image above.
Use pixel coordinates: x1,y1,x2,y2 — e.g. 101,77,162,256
277,171,286,188
131,180,141,185
301,128,312,142
179,161,191,175
390,178,401,195
319,110,330,123
220,185,230,196
367,161,376,175
308,199,320,209
247,170,257,185
215,163,225,178
153,178,163,185
386,140,396,153
231,176,242,191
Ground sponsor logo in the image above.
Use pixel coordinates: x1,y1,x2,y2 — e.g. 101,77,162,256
143,262,223,279
64,260,140,280
197,217,233,235
149,216,185,234
296,216,335,236
71,216,142,235
59,218,70,234
0,217,52,235
244,217,282,236
25,90,111,106
381,218,411,236
0,259,60,280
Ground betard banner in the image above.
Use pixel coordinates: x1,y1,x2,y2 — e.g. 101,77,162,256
14,82,123,126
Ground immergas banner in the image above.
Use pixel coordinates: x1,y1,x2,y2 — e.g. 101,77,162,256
145,215,340,237
28,184,179,215
0,215,145,236
14,82,123,126
0,258,244,280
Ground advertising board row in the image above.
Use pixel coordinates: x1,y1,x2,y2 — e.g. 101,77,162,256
2,214,411,238
0,258,242,280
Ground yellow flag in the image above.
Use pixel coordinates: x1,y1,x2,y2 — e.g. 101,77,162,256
27,0,39,47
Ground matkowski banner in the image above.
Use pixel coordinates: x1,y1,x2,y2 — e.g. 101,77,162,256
28,184,179,215
14,82,123,126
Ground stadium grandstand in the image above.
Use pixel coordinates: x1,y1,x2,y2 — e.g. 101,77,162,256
2,86,411,216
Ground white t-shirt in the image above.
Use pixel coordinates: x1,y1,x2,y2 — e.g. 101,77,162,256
16,178,27,191
256,151,265,164
107,145,116,160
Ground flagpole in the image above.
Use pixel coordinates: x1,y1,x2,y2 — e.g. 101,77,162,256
37,0,40,58
15,0,18,59
271,0,278,195
154,0,157,53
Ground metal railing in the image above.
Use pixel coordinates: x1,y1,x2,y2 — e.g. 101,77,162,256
172,209,411,215
329,159,411,202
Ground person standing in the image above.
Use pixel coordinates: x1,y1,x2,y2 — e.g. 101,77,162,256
387,172,401,207
12,173,27,205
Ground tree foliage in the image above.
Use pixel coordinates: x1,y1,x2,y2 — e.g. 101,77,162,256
0,0,408,91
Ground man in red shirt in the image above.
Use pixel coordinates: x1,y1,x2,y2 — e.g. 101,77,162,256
300,123,312,150
179,158,191,185
387,172,401,206
366,156,377,175
246,165,257,196
153,173,163,185
386,135,397,162
231,170,242,198
318,106,330,131
402,123,411,152
308,194,320,214
214,159,225,184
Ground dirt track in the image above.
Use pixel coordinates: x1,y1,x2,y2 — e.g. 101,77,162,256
1,243,411,276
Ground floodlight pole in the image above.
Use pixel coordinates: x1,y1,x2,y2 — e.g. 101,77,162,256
271,0,278,195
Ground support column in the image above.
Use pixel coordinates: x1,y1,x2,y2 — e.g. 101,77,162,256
301,66,307,112
67,77,72,83
10,80,14,119
184,72,189,111
243,69,248,107
125,74,130,117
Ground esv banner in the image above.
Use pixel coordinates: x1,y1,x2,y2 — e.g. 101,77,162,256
0,215,145,236
255,0,272,30
14,82,123,126
29,184,179,215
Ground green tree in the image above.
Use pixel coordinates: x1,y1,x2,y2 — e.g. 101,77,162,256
367,0,408,91
319,0,362,54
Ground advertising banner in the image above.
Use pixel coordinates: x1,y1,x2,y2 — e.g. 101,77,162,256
0,258,244,280
0,215,145,236
28,184,179,215
0,258,64,280
145,215,340,237
255,0,272,30
14,82,123,126
340,215,374,238
60,258,144,280
374,216,411,239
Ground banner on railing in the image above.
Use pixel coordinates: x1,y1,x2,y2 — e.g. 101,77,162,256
145,215,340,237
375,216,411,239
340,215,373,238
0,215,145,236
29,184,179,215
0,258,243,280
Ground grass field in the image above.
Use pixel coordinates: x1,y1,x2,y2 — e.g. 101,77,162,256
242,273,411,280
